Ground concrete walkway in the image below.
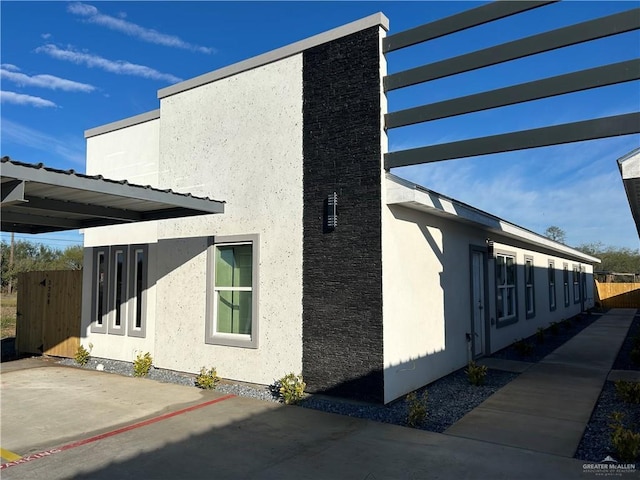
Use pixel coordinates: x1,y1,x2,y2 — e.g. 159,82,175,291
1,359,588,479
445,308,637,457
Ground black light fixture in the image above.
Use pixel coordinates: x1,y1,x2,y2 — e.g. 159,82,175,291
486,239,494,257
326,192,338,231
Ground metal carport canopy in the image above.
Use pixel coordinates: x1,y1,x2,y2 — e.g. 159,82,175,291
0,157,226,234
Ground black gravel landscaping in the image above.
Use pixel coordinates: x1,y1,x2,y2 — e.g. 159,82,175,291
299,368,518,433
489,311,600,363
575,312,640,463
55,308,640,462
575,381,640,463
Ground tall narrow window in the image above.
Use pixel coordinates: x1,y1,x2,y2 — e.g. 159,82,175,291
107,246,128,335
496,253,517,325
573,265,580,304
524,257,535,318
113,250,125,327
134,250,144,328
92,245,148,337
128,245,148,338
563,264,570,307
91,248,109,334
581,266,587,307
206,234,259,348
548,261,556,311
96,252,106,326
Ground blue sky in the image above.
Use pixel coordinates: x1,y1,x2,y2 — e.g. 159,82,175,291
1,1,639,251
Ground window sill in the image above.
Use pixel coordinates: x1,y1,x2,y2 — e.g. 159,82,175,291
496,316,518,328
205,333,257,349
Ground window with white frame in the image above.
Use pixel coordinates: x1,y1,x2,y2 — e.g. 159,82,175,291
548,261,556,311
496,252,517,325
524,256,535,318
206,234,259,348
563,264,570,307
573,265,580,304
90,244,148,337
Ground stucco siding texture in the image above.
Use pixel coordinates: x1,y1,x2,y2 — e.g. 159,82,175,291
83,119,160,362
153,55,304,385
84,118,160,248
302,27,384,403
382,205,484,403
382,202,596,403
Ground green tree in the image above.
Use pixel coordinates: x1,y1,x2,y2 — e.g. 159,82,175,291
577,242,640,275
0,241,83,292
544,226,566,244
51,245,83,271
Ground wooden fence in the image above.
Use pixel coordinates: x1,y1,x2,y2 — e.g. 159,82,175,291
595,281,640,309
16,270,82,358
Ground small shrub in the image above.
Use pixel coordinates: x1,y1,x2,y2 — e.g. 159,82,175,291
549,321,560,335
513,338,533,357
563,318,572,330
615,381,640,404
133,352,153,377
465,361,488,386
74,343,93,366
195,367,220,390
535,328,545,344
406,391,428,427
610,412,640,462
631,348,640,366
277,373,306,405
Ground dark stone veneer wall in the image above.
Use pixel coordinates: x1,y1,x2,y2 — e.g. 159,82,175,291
302,26,384,403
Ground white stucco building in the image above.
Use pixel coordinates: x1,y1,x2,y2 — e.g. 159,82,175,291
80,14,598,404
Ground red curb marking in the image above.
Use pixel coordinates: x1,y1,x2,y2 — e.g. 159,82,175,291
1,394,236,470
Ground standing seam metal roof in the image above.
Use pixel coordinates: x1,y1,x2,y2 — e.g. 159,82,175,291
1,157,225,234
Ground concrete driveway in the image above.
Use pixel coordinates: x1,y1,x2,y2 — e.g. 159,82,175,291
1,358,588,479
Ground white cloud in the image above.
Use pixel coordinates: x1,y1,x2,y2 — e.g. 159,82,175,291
1,91,57,108
1,63,20,72
67,2,214,54
1,67,96,92
1,118,85,165
41,33,52,40
35,44,182,83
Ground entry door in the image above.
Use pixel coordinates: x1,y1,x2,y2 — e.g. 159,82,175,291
471,251,486,357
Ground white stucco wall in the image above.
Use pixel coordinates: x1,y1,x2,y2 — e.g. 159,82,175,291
150,54,304,385
382,205,487,403
81,118,160,362
84,118,160,248
381,195,596,403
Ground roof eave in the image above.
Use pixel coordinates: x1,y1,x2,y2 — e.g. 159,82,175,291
386,173,600,264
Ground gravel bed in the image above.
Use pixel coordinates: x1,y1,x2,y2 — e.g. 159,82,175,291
57,356,282,402
299,368,518,433
574,311,640,463
489,311,599,363
575,381,640,462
